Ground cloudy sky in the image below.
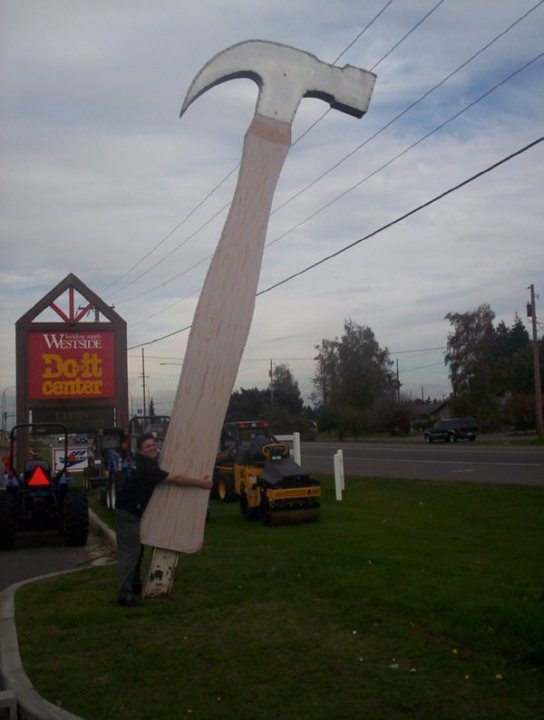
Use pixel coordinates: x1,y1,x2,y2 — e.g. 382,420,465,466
1,0,542,418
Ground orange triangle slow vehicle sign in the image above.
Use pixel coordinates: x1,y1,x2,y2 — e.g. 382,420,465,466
27,466,51,487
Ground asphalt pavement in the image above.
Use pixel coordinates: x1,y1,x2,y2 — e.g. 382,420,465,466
299,439,544,485
0,530,113,592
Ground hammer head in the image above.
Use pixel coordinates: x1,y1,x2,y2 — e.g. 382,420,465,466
180,40,376,125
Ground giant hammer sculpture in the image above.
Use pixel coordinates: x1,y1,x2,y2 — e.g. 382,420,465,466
140,40,376,596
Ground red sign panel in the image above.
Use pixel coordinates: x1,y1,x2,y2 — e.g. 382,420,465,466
28,331,116,400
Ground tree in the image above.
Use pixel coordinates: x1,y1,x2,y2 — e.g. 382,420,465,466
494,314,529,358
445,304,498,423
333,404,369,440
312,338,340,409
445,306,537,426
493,316,534,395
226,387,270,420
226,363,305,422
271,363,303,414
313,320,395,414
148,398,156,418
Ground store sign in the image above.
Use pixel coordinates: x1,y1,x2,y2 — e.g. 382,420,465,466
28,331,115,399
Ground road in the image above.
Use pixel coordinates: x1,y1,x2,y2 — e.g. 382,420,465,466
299,441,544,485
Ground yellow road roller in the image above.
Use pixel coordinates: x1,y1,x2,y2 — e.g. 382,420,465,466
214,420,320,525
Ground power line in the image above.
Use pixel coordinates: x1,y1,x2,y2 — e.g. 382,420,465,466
121,1,448,301
333,0,397,64
369,0,445,71
100,166,239,296
292,0,423,147
266,50,543,249
401,361,446,373
109,200,230,301
268,2,544,224
127,135,543,349
258,135,543,296
132,346,447,361
110,0,454,303
390,346,446,355
128,284,200,327
104,2,397,298
280,0,543,211
121,47,543,322
115,6,542,310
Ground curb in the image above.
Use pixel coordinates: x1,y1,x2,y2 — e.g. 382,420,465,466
0,510,116,720
88,507,117,552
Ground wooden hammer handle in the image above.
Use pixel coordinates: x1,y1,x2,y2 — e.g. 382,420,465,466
140,114,291,553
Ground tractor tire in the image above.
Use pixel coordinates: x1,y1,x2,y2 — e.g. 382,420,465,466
240,489,259,521
63,487,89,546
259,495,272,526
210,470,220,499
217,474,236,503
0,491,17,550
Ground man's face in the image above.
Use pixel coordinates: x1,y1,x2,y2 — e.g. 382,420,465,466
139,439,159,458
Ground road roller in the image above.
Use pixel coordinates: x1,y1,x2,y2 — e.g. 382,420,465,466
213,420,320,525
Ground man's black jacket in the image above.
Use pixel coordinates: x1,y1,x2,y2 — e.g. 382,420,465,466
115,454,168,517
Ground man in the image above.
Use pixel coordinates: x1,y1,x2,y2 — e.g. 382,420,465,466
115,433,211,607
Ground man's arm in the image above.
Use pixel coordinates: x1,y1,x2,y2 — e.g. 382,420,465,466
165,473,212,490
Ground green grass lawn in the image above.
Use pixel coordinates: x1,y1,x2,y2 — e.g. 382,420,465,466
14,475,544,720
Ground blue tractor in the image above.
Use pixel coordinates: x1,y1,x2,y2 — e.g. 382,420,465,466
0,423,89,550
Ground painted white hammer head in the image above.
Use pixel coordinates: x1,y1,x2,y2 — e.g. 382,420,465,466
180,39,376,125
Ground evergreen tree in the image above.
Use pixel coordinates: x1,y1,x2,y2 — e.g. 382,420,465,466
445,305,535,425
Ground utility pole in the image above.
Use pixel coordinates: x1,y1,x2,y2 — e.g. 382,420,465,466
527,284,543,437
269,359,274,403
141,348,148,418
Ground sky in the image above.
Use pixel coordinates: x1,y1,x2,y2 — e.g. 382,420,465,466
1,0,543,420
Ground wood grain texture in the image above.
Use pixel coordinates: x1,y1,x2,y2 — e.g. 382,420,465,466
140,114,291,553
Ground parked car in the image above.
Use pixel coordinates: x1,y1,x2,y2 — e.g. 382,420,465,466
424,417,478,443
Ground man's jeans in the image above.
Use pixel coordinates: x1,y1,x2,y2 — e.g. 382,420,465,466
115,509,144,600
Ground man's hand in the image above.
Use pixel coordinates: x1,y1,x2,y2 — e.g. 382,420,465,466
193,474,212,490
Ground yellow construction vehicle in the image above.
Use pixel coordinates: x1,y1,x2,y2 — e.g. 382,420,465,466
213,420,320,525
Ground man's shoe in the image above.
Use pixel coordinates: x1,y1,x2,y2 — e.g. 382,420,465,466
118,595,143,608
